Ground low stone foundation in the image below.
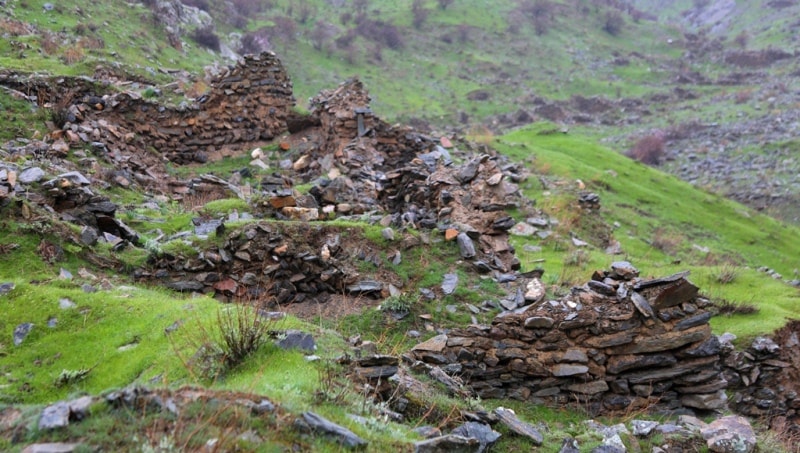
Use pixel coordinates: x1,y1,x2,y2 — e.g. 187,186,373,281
409,263,727,414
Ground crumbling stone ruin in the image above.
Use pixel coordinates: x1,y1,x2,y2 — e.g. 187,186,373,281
140,77,529,302
409,262,728,414
5,51,800,427
71,53,294,165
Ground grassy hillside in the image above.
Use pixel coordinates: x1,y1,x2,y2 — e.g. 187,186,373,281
2,0,800,451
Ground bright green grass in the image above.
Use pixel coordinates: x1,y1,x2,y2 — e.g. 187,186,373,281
496,123,800,340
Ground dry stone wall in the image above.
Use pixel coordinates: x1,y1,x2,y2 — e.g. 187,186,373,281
80,52,294,165
409,263,728,414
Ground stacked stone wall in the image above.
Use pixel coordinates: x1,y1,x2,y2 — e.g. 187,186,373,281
409,263,728,414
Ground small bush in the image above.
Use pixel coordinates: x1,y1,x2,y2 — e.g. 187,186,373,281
174,305,275,380
61,45,85,65
603,11,625,36
733,31,749,49
412,0,429,29
734,89,751,104
627,133,665,165
651,227,683,254
714,264,739,284
39,32,59,55
381,293,417,314
191,26,221,52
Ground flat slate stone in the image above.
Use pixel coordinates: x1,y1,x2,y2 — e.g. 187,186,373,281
609,325,710,355
354,366,398,379
565,380,609,395
493,407,543,445
413,334,448,353
606,353,677,374
14,323,33,346
0,282,15,295
456,233,476,259
414,434,480,453
681,390,728,411
39,402,70,430
552,364,588,377
630,292,654,318
21,443,81,453
276,330,316,353
298,411,367,449
18,167,45,184
442,273,458,295
524,316,555,329
451,422,501,453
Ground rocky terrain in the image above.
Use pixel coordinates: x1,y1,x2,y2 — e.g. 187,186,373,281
2,48,800,451
2,0,800,451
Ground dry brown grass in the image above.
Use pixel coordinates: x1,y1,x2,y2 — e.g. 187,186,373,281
651,227,684,254
61,44,86,65
39,32,59,55
0,19,31,36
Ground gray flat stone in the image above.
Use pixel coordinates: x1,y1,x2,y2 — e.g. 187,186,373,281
442,273,458,295
14,323,33,346
39,402,70,430
19,167,45,184
298,411,367,449
414,434,481,453
21,443,81,453
276,330,316,354
552,364,588,377
451,422,501,453
494,407,543,445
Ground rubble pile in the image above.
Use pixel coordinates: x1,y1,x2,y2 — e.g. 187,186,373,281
408,262,728,414
0,162,139,248
284,79,527,273
139,221,406,304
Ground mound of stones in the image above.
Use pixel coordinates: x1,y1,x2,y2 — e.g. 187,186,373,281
408,262,728,414
266,78,529,273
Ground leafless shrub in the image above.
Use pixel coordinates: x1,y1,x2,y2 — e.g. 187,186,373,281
273,16,297,42
355,17,403,49
626,133,665,165
514,0,556,35
39,32,59,55
734,89,751,104
651,227,683,254
733,31,749,49
603,11,625,36
61,45,85,65
0,19,30,36
191,25,221,52
170,304,276,380
412,0,429,29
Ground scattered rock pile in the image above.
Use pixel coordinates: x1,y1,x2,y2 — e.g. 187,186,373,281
0,163,139,248
139,222,404,304
284,79,527,273
409,262,728,414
